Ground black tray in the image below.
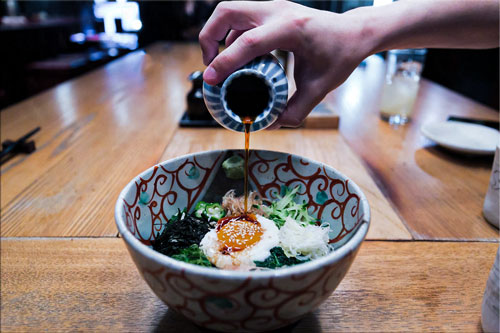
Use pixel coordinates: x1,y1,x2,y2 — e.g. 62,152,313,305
179,111,221,128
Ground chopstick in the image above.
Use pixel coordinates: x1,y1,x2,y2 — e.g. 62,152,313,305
0,127,41,164
447,116,499,130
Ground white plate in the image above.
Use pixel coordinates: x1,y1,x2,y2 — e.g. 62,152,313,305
421,121,500,155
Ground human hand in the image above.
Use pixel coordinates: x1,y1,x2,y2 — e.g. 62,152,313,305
199,0,374,128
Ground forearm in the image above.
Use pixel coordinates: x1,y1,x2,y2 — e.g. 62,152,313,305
198,0,499,128
352,0,499,54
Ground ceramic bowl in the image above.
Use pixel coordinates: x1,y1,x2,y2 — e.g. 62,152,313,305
203,54,288,132
115,150,370,332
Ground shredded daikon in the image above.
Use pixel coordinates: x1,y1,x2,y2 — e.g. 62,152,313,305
279,216,331,260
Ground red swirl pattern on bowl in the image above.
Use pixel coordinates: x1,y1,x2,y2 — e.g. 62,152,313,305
130,248,355,332
115,149,370,332
123,154,223,244
122,150,364,246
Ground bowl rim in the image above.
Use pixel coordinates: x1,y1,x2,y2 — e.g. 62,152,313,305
115,149,370,280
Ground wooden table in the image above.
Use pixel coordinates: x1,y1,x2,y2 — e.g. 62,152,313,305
1,42,498,332
326,55,499,240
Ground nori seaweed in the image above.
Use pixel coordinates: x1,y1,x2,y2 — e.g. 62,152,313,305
152,212,210,257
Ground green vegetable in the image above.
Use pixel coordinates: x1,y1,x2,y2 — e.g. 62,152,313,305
152,213,210,256
254,247,309,269
169,208,186,223
193,201,226,222
194,201,207,219
262,186,318,228
204,203,226,221
222,155,245,179
171,245,213,267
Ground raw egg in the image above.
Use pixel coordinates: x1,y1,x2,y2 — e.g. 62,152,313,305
200,214,279,270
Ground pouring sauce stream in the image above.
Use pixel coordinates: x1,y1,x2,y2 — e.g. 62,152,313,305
225,73,270,213
243,118,252,212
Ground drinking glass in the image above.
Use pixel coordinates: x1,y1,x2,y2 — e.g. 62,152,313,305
379,49,427,125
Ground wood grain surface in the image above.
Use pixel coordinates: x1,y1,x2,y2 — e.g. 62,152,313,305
2,42,498,333
1,238,497,332
1,43,498,241
159,128,412,240
0,43,205,237
327,55,500,240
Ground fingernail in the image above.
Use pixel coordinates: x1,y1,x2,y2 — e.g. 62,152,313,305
203,67,217,83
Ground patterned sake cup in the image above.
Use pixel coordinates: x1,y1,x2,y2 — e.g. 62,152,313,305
203,54,288,132
115,150,370,332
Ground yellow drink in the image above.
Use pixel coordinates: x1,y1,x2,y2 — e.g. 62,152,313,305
380,75,419,124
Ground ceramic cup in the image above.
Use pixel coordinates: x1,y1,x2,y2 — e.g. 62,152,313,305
481,247,499,333
483,144,500,228
203,54,288,132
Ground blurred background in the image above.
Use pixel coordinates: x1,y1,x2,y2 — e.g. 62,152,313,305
0,0,498,111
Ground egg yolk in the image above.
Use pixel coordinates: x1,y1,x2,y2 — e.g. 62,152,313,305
216,215,263,253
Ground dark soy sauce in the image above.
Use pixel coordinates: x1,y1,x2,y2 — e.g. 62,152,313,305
243,119,251,212
225,74,271,121
224,74,271,212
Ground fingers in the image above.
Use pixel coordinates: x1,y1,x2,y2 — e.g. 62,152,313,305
226,29,244,47
203,23,285,85
199,1,265,66
274,87,324,128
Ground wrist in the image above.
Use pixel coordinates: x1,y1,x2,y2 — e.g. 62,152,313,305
347,5,391,56
347,1,424,55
